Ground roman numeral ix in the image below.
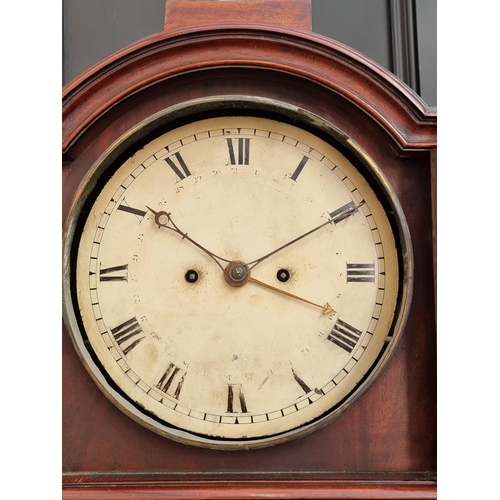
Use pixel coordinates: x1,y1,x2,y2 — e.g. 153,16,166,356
99,264,128,282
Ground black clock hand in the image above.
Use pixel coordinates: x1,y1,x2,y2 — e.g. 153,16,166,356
246,201,364,270
146,207,231,272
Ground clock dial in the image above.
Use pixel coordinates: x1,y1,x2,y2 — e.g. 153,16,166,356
66,100,411,448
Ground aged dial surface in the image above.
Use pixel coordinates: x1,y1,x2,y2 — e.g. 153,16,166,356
71,109,405,447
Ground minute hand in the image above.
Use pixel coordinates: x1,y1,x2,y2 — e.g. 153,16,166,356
246,201,364,270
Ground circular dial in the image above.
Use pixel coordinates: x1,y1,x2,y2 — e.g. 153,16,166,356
67,101,410,449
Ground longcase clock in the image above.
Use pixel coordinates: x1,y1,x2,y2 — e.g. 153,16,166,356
62,1,437,498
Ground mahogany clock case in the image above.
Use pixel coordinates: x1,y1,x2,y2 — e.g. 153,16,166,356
62,23,436,497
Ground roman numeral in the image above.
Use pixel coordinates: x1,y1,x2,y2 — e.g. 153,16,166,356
110,317,145,355
156,362,187,400
117,202,147,221
291,368,312,394
329,201,356,224
227,138,250,165
226,383,248,413
327,318,362,353
165,152,191,180
290,155,309,181
346,263,375,283
99,264,128,282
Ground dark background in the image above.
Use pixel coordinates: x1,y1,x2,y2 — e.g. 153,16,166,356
62,0,436,107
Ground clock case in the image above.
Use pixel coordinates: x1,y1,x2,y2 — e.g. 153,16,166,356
62,7,437,498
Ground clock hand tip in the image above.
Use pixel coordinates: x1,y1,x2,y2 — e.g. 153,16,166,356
323,303,335,315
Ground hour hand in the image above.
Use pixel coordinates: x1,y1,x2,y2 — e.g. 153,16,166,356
145,206,230,271
146,206,170,228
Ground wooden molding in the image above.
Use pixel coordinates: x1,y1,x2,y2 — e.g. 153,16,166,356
63,481,437,499
165,0,312,32
62,25,435,160
431,147,437,318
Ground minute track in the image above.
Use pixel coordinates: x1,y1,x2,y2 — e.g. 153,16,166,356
71,109,403,447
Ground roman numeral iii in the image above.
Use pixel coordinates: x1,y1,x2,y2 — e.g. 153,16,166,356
346,263,375,283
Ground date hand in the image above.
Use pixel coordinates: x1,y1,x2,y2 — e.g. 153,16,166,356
146,207,231,271
248,277,335,315
246,201,364,270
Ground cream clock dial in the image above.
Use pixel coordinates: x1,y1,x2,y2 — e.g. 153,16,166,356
64,97,412,449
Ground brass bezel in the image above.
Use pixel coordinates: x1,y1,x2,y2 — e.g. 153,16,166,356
62,96,413,450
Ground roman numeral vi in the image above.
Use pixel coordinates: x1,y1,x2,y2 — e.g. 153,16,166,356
227,383,248,413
